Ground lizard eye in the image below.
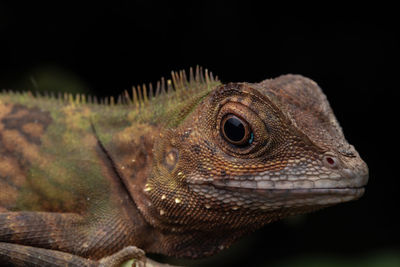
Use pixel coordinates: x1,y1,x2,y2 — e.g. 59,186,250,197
221,114,254,146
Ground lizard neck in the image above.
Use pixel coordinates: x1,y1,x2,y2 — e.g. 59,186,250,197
90,111,168,250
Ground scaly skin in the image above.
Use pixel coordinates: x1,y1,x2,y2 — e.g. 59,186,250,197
0,67,368,266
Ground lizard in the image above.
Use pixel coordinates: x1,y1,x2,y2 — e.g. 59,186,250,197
0,67,368,266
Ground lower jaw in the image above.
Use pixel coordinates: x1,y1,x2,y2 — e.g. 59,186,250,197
279,187,365,206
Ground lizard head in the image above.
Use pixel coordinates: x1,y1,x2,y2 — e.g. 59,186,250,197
145,74,368,257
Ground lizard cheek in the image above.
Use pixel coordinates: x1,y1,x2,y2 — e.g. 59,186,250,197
164,148,179,171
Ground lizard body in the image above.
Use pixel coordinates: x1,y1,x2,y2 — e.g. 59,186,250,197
0,67,368,266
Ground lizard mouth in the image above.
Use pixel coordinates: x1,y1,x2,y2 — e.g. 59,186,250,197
211,182,366,205
207,167,369,191
188,173,368,207
190,182,365,208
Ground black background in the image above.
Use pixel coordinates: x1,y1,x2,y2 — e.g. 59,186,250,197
0,2,398,266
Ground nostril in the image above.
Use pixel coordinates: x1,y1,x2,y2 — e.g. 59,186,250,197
323,155,339,169
326,157,335,165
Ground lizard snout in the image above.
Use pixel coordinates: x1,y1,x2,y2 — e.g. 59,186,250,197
322,151,369,189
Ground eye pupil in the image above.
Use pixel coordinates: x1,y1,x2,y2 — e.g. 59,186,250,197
224,117,245,142
221,114,254,146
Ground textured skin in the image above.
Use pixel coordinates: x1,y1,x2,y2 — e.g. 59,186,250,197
0,68,368,266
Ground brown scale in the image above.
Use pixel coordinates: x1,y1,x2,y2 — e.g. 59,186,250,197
0,104,53,210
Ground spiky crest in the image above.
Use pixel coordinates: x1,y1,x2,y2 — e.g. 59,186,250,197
123,66,219,109
1,66,219,109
